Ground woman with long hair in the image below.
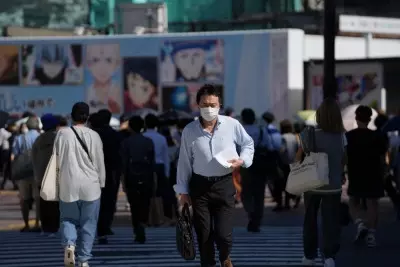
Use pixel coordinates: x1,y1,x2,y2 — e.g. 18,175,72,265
298,98,347,267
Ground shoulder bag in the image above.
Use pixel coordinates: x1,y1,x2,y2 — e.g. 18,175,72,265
71,126,92,162
286,127,329,195
40,145,59,201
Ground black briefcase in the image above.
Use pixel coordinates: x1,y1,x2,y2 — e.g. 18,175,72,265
176,204,196,260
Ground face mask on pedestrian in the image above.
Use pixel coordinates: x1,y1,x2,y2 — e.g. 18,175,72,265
200,107,219,122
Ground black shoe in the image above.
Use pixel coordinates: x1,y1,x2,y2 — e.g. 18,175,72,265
134,236,146,244
20,226,30,232
106,228,114,235
98,236,108,245
247,221,261,233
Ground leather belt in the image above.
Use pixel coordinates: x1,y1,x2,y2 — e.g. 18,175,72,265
192,172,232,182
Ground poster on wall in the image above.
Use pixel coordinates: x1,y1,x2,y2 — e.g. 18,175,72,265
160,40,224,83
21,44,83,85
123,57,158,113
85,44,122,114
306,62,383,110
0,45,20,85
162,84,224,112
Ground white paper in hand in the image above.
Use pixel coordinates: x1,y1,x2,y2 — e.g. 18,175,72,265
214,149,239,168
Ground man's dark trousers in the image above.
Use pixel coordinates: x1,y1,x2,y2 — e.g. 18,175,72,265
97,170,120,237
126,180,152,241
189,173,235,267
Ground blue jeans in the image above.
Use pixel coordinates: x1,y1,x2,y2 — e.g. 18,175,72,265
60,199,100,263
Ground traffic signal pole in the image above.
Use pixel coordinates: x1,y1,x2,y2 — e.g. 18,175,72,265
323,0,336,99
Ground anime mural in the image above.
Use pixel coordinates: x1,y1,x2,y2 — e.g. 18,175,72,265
162,84,224,112
160,40,224,83
22,44,83,85
0,31,273,116
123,57,158,113
85,44,122,113
0,45,20,85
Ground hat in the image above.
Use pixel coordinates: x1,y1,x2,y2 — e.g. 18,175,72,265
41,114,58,131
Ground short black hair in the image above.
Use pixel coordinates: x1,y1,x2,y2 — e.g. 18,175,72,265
144,114,159,129
129,116,144,133
120,113,130,123
88,113,102,128
262,111,275,124
196,84,222,105
241,108,256,125
71,102,89,123
375,113,388,130
224,107,234,116
355,105,372,123
280,119,293,134
55,115,68,127
98,109,112,126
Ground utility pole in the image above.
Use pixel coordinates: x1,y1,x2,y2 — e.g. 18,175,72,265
323,0,336,99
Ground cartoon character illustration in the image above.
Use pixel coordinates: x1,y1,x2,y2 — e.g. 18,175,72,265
162,86,190,112
23,44,82,85
86,44,122,113
123,57,158,112
0,45,19,85
161,40,224,83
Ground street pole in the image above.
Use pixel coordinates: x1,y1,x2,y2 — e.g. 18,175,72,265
323,0,336,99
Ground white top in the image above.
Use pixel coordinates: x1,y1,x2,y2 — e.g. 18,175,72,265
55,126,106,202
0,128,11,150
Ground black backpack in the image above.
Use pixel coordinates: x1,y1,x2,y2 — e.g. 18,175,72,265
251,127,279,173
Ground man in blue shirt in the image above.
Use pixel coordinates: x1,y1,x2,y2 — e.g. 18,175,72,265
175,84,254,267
11,116,41,232
143,114,172,220
261,112,284,211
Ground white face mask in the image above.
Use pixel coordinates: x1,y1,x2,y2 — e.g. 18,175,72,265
200,107,219,122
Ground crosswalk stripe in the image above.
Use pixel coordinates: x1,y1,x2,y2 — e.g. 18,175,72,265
0,227,323,266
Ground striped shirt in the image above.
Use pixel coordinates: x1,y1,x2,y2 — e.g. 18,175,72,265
174,115,254,194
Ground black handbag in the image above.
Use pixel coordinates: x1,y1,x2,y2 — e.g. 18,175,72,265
176,204,196,261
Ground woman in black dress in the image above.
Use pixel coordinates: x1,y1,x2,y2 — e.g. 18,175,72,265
346,105,387,248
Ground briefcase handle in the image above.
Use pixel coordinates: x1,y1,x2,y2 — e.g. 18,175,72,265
182,203,192,219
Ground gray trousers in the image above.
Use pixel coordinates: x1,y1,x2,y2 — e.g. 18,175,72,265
303,192,341,259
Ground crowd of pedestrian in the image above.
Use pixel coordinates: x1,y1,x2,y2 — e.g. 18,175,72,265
0,84,399,267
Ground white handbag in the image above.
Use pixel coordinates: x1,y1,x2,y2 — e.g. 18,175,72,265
286,127,329,195
40,149,59,201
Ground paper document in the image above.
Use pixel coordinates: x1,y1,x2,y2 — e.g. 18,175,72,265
214,149,239,168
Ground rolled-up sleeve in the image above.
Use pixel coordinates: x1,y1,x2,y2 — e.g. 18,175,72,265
174,129,192,194
235,121,254,168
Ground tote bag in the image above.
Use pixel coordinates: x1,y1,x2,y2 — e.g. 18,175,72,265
286,127,329,195
40,149,59,201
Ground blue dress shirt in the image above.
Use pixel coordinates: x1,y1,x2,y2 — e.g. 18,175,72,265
174,115,254,194
12,130,40,156
143,129,170,177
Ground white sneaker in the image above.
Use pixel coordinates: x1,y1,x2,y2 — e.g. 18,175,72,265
64,245,75,267
302,257,316,266
79,262,89,267
324,258,335,267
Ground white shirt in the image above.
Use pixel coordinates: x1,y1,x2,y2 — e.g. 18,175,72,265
1,128,11,150
55,126,105,202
